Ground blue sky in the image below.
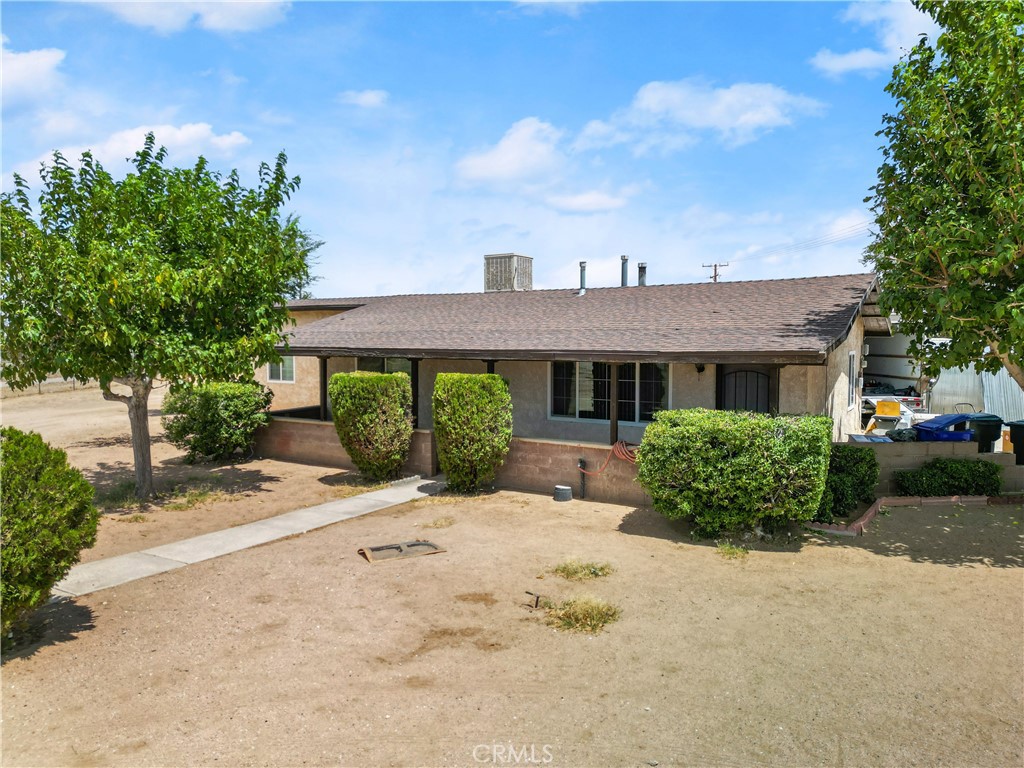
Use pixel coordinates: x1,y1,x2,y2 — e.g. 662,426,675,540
2,1,939,296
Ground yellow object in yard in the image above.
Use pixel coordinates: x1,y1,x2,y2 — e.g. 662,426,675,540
875,400,901,417
1002,428,1014,453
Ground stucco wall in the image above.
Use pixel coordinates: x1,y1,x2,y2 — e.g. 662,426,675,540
256,310,351,411
821,317,866,441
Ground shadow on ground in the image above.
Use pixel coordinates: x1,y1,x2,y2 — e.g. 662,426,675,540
1,598,95,663
616,506,807,553
822,503,1024,568
84,457,284,514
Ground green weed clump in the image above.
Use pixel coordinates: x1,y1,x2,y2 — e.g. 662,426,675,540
544,597,620,634
552,559,613,581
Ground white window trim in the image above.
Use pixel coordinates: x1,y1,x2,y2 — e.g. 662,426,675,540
268,356,295,384
847,351,857,410
547,361,672,425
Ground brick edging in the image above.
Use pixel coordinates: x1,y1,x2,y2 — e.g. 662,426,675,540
805,494,1001,537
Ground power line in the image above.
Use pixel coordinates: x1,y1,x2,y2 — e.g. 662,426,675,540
733,222,873,263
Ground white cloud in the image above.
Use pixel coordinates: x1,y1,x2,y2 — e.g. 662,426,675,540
456,117,565,183
1,36,66,106
812,1,941,76
338,89,390,108
575,78,824,152
88,1,291,34
513,1,588,18
14,123,250,179
546,189,628,213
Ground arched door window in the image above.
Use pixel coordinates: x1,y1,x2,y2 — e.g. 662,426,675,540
717,365,779,414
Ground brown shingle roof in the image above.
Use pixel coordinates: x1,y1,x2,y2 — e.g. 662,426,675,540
282,273,878,364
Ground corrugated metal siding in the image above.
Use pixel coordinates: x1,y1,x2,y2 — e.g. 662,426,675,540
928,365,984,414
982,369,1024,422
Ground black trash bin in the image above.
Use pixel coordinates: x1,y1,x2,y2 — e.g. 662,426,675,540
963,413,1004,453
1006,420,1024,465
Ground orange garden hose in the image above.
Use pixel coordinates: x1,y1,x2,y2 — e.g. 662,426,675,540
578,441,640,475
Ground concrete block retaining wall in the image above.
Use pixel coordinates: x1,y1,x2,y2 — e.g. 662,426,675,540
856,441,1024,494
493,438,650,507
253,417,438,478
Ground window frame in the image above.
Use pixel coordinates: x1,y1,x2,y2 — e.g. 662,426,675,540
548,361,671,425
268,356,295,384
847,351,858,410
356,357,412,375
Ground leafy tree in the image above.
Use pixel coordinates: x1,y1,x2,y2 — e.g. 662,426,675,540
282,214,324,300
0,135,309,498
865,0,1023,389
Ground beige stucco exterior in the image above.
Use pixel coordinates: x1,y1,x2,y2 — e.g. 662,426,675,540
259,312,867,442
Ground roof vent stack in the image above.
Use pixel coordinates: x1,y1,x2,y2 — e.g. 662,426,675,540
620,255,628,287
484,253,533,292
579,261,587,295
638,262,647,286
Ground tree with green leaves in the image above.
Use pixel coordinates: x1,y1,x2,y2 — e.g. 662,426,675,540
865,0,1023,389
1,135,311,498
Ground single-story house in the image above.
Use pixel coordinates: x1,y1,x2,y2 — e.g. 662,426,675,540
254,254,887,503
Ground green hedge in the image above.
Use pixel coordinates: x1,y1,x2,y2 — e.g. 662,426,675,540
894,457,1002,497
637,408,833,537
432,373,513,493
815,445,880,523
1,427,99,639
329,371,413,481
162,381,274,463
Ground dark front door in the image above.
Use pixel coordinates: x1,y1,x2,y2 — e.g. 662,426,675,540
717,365,780,414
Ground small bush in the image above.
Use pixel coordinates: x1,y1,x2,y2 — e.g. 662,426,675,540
1,427,99,638
162,381,273,463
815,445,880,523
637,408,832,537
432,373,513,493
329,371,413,481
552,559,613,581
894,457,1002,497
543,596,620,633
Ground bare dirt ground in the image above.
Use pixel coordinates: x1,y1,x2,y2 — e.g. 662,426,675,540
2,390,1023,767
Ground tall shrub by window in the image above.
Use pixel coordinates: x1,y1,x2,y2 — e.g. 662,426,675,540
328,371,413,481
637,408,832,537
162,381,274,463
433,373,513,493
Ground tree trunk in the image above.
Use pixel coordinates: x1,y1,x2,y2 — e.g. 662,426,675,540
102,376,155,499
989,340,1024,393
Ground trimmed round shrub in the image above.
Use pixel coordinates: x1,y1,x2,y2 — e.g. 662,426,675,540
329,371,413,481
637,408,833,537
894,457,1002,497
432,373,513,493
815,445,880,523
1,427,99,637
162,381,274,463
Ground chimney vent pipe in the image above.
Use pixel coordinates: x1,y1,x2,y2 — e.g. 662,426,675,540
620,254,629,287
638,262,647,286
579,261,587,295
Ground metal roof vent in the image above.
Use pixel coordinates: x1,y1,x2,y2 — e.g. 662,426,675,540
484,253,533,292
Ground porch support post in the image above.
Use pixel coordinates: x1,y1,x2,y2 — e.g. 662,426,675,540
318,357,329,421
609,362,619,445
410,358,421,428
485,360,496,374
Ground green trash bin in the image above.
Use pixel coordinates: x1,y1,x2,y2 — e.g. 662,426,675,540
964,413,1004,454
1006,420,1024,465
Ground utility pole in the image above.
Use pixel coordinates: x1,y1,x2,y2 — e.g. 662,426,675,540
702,262,728,283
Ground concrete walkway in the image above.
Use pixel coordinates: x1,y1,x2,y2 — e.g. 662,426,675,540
53,475,446,598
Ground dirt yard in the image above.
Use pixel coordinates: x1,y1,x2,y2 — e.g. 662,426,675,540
2,389,1022,767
